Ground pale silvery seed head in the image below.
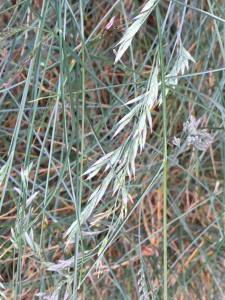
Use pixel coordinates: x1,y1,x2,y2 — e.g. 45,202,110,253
183,115,200,136
104,16,115,30
173,136,180,147
183,115,214,151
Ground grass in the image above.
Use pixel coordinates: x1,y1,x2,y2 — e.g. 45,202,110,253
0,0,225,299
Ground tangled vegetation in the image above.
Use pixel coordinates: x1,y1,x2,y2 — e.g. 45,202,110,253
0,0,225,299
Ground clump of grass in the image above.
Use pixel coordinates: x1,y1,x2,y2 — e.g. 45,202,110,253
0,1,225,299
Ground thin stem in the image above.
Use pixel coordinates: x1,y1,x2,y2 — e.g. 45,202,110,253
156,5,167,300
78,0,85,289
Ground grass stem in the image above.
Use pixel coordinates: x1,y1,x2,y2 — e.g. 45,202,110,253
156,5,168,299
